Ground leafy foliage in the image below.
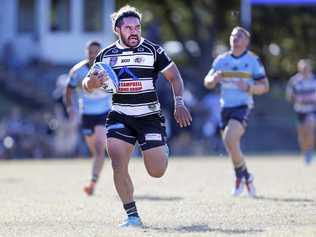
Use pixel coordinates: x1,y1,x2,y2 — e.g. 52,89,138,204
115,1,316,82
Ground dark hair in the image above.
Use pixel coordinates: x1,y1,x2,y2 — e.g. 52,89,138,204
111,5,141,31
86,40,101,49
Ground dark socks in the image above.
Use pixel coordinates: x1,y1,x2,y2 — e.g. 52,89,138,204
123,201,139,218
234,165,250,180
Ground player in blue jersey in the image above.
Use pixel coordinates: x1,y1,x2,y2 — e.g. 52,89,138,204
204,26,269,197
83,5,192,227
64,41,112,196
286,59,316,164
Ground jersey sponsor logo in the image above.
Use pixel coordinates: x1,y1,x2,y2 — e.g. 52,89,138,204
157,47,164,54
113,54,154,67
118,66,139,81
148,104,157,111
101,41,170,116
109,56,118,66
121,58,130,63
118,81,143,92
145,133,162,141
134,57,145,63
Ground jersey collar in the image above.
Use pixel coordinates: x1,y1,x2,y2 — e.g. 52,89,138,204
115,37,144,50
230,50,248,59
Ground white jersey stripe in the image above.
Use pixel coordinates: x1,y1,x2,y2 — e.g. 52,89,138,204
96,37,172,116
112,103,161,116
104,54,154,67
161,62,174,73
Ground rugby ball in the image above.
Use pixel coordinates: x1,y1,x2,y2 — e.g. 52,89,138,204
91,62,119,93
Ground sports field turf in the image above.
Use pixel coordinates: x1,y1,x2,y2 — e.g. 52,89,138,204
0,156,315,237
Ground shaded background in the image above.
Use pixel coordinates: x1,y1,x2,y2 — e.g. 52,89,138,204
0,0,315,158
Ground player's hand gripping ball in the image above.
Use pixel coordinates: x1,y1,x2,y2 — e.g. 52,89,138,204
91,62,119,93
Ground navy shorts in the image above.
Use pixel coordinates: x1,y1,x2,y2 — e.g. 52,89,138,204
220,105,251,129
296,111,316,124
106,111,167,151
81,112,109,136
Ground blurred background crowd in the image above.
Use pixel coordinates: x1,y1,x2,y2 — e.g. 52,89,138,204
0,0,315,159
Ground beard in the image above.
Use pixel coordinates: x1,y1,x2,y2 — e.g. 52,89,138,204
121,34,140,48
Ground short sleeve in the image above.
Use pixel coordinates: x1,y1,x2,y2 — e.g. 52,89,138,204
68,69,78,88
285,77,295,99
154,46,173,72
87,50,104,77
94,51,103,63
212,55,223,71
252,57,266,80
206,56,221,76
205,68,215,78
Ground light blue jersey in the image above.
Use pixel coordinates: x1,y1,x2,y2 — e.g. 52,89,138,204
206,51,266,108
68,60,112,115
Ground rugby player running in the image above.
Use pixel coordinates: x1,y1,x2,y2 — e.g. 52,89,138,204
204,26,269,198
83,5,192,227
286,59,316,164
65,41,111,196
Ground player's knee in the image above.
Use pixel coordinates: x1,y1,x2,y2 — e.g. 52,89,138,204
148,168,166,178
108,150,122,169
147,159,168,178
110,157,125,173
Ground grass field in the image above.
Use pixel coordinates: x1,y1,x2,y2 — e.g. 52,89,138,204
0,155,316,237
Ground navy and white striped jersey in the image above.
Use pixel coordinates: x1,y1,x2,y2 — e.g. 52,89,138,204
286,73,316,113
95,37,173,117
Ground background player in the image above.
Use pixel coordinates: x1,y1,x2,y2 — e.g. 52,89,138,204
204,26,269,197
83,5,192,227
286,59,316,164
64,41,111,196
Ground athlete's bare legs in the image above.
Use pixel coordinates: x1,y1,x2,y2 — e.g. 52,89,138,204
84,125,106,195
222,119,256,197
297,117,315,164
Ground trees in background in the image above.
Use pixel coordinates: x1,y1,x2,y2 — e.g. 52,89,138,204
116,1,316,82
